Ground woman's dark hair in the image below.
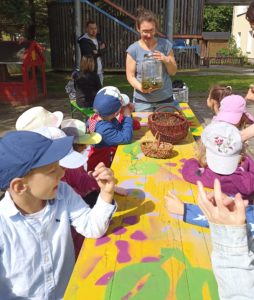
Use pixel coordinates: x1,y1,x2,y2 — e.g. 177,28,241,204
246,1,254,24
136,8,158,30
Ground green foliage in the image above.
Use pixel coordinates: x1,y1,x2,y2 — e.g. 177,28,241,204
216,36,248,63
0,0,49,43
203,5,233,32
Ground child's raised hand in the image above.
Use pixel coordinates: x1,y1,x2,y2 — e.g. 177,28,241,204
197,179,247,225
164,191,184,215
92,162,115,203
246,84,254,102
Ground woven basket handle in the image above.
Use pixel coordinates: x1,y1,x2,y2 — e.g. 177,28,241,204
154,131,161,149
155,105,183,116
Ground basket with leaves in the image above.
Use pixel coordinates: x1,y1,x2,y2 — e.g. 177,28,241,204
140,133,173,159
148,105,189,144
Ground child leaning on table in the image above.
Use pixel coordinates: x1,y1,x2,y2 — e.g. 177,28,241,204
0,130,116,299
164,122,254,229
87,86,134,171
60,118,128,203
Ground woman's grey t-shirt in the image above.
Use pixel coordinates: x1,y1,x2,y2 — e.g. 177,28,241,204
126,38,173,103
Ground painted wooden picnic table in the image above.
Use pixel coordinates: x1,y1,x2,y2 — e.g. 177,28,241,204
64,103,219,300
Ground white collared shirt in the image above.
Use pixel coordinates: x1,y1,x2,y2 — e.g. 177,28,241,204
0,182,116,299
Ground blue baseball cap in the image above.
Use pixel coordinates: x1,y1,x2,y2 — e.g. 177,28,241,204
0,131,74,190
93,86,129,117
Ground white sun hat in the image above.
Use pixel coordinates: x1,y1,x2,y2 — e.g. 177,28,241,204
34,126,84,169
61,118,102,145
16,106,63,131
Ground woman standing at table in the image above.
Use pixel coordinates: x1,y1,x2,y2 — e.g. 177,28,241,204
126,8,177,112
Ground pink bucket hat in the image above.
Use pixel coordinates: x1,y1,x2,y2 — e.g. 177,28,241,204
214,95,246,125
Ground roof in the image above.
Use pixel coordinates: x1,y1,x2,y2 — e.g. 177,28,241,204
0,41,32,63
202,32,231,41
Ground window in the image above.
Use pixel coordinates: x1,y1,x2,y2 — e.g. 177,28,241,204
236,32,241,48
247,31,253,53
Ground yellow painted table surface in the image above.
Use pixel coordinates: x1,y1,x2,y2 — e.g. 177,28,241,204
64,104,219,300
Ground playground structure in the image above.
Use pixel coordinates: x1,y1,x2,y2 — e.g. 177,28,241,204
0,40,47,105
48,0,205,71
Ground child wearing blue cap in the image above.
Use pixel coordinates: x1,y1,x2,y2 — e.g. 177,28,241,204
0,130,116,299
87,86,134,171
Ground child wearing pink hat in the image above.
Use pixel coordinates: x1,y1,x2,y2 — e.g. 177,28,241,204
164,122,254,232
212,94,254,128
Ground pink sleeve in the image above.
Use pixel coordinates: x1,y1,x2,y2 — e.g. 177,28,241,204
63,168,99,197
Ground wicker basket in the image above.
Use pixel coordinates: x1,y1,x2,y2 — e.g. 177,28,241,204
148,105,189,144
140,139,173,159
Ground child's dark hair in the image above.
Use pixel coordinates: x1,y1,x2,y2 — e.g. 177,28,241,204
246,1,254,24
136,8,158,30
209,85,232,105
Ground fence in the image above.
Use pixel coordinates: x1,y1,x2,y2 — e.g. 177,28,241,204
48,0,205,70
200,56,244,67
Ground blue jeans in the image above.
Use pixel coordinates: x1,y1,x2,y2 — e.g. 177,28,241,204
134,97,177,112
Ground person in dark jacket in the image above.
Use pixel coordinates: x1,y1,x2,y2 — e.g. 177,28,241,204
72,55,102,108
78,20,106,85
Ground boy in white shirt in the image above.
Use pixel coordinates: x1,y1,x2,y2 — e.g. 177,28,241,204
0,130,116,299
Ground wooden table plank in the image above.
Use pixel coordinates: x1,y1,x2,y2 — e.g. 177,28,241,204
64,104,219,300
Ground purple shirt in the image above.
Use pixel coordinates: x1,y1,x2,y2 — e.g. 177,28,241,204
182,156,254,199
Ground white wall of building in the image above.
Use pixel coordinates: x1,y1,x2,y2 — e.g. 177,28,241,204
232,5,254,62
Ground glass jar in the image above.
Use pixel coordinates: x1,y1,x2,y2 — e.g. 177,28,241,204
141,53,163,91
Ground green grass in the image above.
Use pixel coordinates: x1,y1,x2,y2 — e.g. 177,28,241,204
174,75,254,92
46,70,254,95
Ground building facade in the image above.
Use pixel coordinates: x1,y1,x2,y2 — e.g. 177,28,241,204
232,5,254,63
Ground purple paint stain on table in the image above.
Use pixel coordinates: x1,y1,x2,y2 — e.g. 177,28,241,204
115,240,131,263
178,168,183,174
95,235,111,246
161,225,171,232
137,282,145,291
95,271,115,285
112,226,127,235
131,230,147,241
123,215,138,225
180,158,187,163
141,256,160,262
186,189,193,196
122,292,132,300
165,162,177,167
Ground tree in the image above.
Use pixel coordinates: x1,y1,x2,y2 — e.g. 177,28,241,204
203,5,233,32
0,0,48,42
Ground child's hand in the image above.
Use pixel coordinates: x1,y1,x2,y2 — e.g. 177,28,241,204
114,186,128,196
164,191,184,215
197,179,247,225
122,105,132,117
246,84,254,101
92,162,115,203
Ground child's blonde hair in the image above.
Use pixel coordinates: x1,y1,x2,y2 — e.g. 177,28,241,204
80,55,95,73
195,137,246,169
194,139,207,168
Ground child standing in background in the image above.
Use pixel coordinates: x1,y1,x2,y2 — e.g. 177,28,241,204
72,55,102,108
87,86,133,171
